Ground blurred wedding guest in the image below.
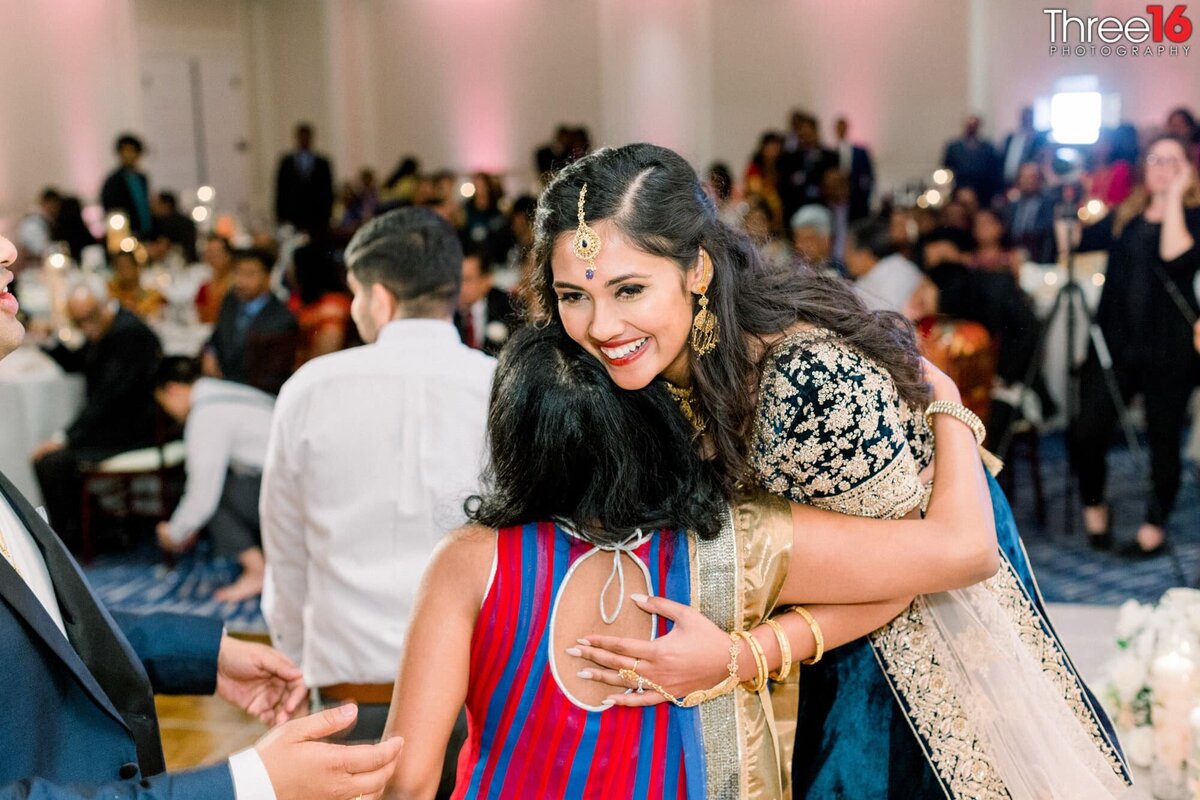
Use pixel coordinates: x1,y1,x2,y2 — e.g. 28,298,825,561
743,195,791,268
203,247,298,395
534,125,574,178
745,131,785,231
778,110,838,222
32,275,162,551
971,207,1023,276
53,196,99,262
1005,162,1058,264
1084,128,1135,208
921,227,1041,416
1166,106,1200,168
275,122,334,235
101,133,154,240
845,216,934,319
429,169,463,228
504,194,537,276
153,356,273,602
108,250,165,320
943,115,1000,205
195,235,235,324
383,156,421,205
463,172,512,265
0,233,406,795
832,116,875,220
819,168,852,260
1000,106,1047,188
151,190,198,262
790,204,846,277
261,208,494,774
17,187,61,260
454,243,516,356
1071,134,1200,555
290,242,352,366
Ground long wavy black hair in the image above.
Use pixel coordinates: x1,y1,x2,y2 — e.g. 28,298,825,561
524,143,928,497
465,324,724,543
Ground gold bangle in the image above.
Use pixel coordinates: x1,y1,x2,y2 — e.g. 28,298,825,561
762,617,792,681
735,630,769,692
924,400,985,446
679,634,743,707
789,606,825,665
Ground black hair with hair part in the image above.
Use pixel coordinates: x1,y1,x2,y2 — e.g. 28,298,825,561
232,247,276,273
525,143,928,497
466,325,723,543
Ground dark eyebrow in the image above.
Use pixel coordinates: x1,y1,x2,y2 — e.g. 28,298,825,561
552,273,649,291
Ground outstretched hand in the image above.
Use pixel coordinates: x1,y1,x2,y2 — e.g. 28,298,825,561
256,704,405,800
216,634,308,726
570,594,735,708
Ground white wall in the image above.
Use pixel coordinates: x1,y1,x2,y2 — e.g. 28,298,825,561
2,0,1197,235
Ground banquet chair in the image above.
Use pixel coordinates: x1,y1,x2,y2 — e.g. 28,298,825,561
78,440,185,564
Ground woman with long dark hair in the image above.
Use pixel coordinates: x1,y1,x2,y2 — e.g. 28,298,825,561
524,143,1130,798
382,324,1005,799
1072,134,1200,555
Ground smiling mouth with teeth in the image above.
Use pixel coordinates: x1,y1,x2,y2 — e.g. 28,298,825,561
600,337,648,360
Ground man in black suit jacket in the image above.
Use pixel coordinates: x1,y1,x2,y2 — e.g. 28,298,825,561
943,115,1002,207
204,248,299,395
1,232,404,800
1004,163,1059,264
274,123,334,235
777,110,839,225
833,116,876,221
454,245,518,356
151,190,199,262
32,278,163,550
1000,106,1048,189
100,134,155,240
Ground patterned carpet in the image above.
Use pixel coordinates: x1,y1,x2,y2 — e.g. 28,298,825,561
81,433,1200,633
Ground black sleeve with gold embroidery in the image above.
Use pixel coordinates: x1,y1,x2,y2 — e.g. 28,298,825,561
752,329,927,519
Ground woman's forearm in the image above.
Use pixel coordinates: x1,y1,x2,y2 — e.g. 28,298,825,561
737,600,912,680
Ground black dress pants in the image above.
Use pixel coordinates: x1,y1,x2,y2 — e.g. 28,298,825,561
1070,356,1193,526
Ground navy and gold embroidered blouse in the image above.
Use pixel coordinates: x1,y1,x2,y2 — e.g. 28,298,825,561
752,327,932,521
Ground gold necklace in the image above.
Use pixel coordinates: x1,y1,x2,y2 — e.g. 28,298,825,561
664,383,707,435
0,527,23,579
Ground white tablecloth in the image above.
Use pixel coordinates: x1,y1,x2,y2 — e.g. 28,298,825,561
0,348,85,505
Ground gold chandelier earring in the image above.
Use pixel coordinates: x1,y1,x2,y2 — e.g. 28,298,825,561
689,252,720,356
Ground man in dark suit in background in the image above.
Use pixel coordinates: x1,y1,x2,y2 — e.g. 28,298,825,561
274,123,334,235
32,277,163,551
832,116,875,221
1000,106,1048,190
454,243,517,357
204,248,299,396
152,190,199,262
100,133,155,240
777,109,839,225
943,115,1001,206
1,232,404,799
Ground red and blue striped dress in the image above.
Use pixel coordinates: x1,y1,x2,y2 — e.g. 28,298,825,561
451,521,707,799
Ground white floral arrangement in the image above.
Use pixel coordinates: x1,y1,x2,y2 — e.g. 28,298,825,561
1101,588,1200,771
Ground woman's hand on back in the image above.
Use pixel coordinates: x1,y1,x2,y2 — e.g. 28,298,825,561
571,594,734,708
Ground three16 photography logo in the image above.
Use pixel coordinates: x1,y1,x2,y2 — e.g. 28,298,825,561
1045,5,1192,57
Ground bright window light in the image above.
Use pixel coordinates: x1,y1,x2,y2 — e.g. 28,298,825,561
1050,91,1102,145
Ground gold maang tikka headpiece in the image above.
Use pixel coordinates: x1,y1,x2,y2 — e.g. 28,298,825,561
572,184,602,280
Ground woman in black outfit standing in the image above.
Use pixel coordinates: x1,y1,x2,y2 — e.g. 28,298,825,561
1072,134,1200,555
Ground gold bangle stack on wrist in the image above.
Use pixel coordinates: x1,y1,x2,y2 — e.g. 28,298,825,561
734,630,769,692
923,400,1004,476
788,606,825,665
762,617,793,681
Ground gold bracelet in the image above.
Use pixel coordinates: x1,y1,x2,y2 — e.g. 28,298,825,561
762,617,793,681
735,630,769,692
679,634,743,707
924,400,985,446
789,606,825,665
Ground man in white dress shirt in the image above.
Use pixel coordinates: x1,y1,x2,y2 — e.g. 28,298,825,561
154,356,275,602
261,209,494,775
0,233,404,798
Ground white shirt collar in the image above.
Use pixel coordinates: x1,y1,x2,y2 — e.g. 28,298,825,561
376,318,461,347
